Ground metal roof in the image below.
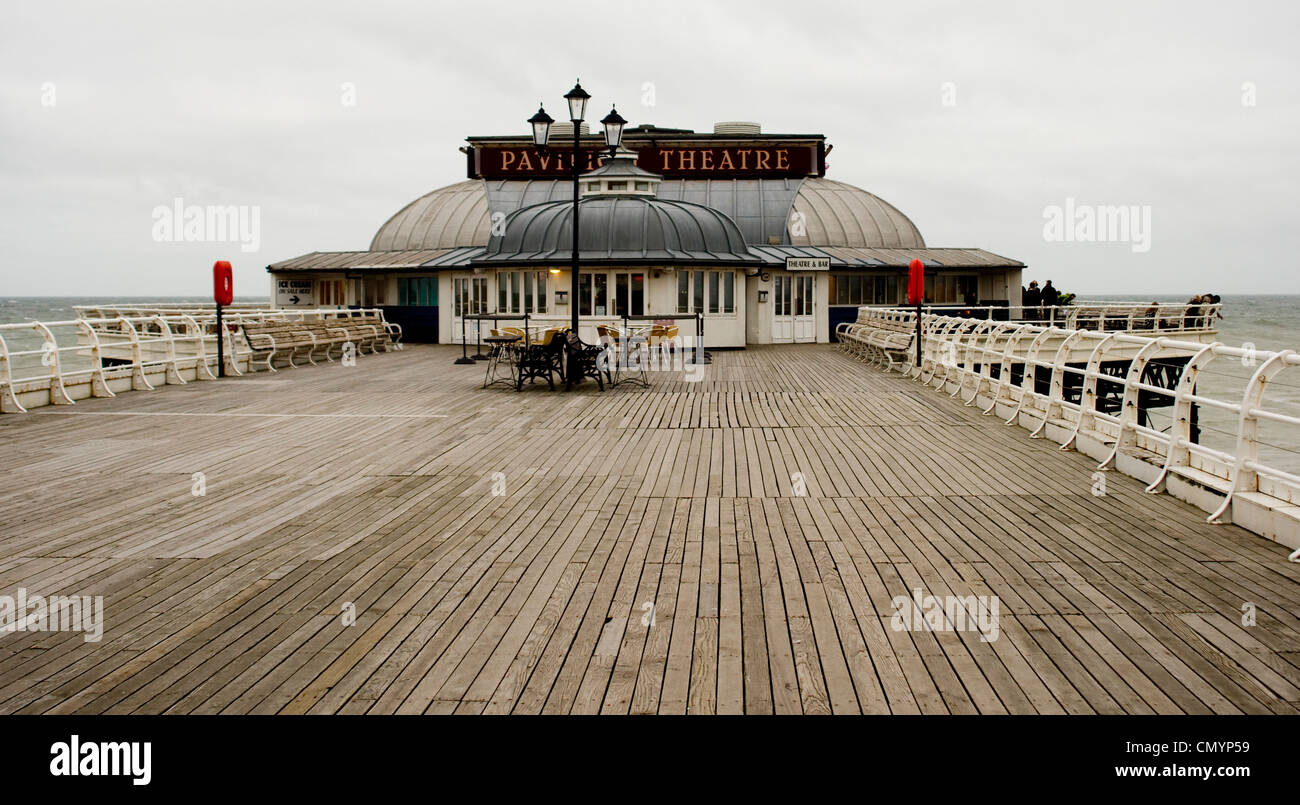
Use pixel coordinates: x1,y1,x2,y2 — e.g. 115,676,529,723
820,247,1024,268
369,176,927,252
789,179,925,249
653,178,802,246
476,196,759,266
369,180,489,251
747,244,835,264
267,249,455,272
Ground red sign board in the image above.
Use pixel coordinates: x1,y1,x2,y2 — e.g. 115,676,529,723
471,143,821,180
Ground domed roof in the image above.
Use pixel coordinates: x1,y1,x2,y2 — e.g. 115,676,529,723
371,176,924,252
789,178,925,249
479,196,756,264
370,180,489,251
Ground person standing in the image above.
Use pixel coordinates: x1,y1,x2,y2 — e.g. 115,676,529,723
1023,281,1042,322
1040,280,1059,324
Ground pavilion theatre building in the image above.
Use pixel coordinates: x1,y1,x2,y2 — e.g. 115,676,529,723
267,121,1024,346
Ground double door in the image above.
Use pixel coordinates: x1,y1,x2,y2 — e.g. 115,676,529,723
773,273,815,343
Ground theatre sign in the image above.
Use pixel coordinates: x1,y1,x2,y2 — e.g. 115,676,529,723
467,132,826,180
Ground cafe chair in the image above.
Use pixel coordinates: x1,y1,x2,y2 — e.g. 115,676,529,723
563,329,605,391
515,327,564,391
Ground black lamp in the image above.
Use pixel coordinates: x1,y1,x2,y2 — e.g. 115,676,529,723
528,105,553,148
564,80,590,123
600,107,626,153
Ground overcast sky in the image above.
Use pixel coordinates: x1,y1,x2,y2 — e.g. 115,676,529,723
2,0,1296,297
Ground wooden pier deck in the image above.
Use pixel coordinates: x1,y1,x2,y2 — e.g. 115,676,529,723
0,344,1297,715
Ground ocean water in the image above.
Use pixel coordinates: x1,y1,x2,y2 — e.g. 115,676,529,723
2,295,1299,473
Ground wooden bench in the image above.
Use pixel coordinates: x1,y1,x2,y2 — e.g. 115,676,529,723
837,313,917,368
241,315,401,372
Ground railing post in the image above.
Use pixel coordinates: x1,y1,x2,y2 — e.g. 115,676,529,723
182,314,217,380
985,322,1035,416
154,315,186,385
76,320,116,398
1100,337,1163,469
0,330,26,413
1058,332,1114,446
221,314,243,376
1146,342,1218,494
33,322,74,405
1210,349,1296,523
115,318,154,391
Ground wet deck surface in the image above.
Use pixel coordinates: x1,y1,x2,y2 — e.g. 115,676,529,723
0,344,1297,714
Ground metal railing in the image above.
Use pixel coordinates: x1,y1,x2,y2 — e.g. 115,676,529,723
0,308,393,414
859,302,1222,333
839,307,1300,555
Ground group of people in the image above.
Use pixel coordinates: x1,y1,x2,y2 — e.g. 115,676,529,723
1021,280,1060,322
1184,293,1224,328
1021,280,1059,309
1133,295,1225,330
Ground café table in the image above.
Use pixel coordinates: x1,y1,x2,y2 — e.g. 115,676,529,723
482,334,521,389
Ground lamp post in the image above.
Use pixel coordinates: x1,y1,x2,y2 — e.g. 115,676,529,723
528,81,625,339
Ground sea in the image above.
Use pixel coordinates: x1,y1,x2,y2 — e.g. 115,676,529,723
1,295,1298,472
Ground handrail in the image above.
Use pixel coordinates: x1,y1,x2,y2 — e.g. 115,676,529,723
0,308,397,413
857,302,1222,332
841,306,1300,549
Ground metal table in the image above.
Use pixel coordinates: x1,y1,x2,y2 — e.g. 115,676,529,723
482,335,521,389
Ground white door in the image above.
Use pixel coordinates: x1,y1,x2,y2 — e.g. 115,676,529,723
773,273,815,343
793,274,815,342
772,274,793,342
451,276,487,343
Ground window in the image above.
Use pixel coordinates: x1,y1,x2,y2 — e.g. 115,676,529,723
795,276,813,315
774,275,790,316
577,271,641,317
579,273,609,315
923,273,978,304
676,270,737,315
828,273,902,306
593,273,607,315
453,277,487,317
634,181,650,191
495,271,548,314
398,277,437,306
610,272,645,316
606,181,627,191
318,279,346,306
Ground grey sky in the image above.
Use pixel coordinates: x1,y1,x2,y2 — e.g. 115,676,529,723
2,0,1296,297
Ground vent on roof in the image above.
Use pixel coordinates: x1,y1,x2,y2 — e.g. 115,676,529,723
713,121,761,135
550,121,590,138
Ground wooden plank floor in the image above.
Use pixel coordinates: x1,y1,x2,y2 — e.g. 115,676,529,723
0,344,1297,714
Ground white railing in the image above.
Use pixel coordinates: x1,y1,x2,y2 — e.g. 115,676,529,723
0,308,393,414
859,302,1222,333
73,302,279,318
839,307,1300,555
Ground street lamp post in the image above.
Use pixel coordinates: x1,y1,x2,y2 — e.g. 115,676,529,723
528,81,626,341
